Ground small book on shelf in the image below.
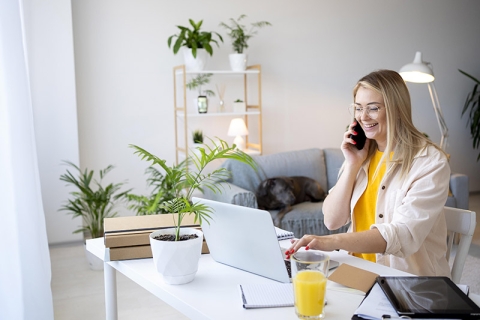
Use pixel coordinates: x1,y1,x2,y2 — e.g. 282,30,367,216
275,227,295,240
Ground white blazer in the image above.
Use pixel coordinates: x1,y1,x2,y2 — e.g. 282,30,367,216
347,145,451,277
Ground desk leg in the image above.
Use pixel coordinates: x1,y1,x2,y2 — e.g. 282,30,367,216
104,262,118,320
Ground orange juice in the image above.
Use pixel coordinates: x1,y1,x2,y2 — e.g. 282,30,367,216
293,270,327,316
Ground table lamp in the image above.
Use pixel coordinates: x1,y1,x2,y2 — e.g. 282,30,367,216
228,118,249,151
399,51,448,150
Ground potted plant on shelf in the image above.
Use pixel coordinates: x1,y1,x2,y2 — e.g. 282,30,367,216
168,19,223,71
219,14,271,71
59,161,130,269
459,69,480,161
186,73,215,113
233,98,246,113
130,139,256,284
192,129,204,145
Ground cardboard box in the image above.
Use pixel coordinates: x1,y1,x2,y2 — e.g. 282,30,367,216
103,214,209,259
109,245,152,261
104,214,200,247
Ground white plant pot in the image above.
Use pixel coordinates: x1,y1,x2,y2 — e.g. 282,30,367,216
150,227,203,285
183,48,208,71
229,53,248,71
233,101,246,113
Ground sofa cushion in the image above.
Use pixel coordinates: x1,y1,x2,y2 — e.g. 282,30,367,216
324,148,345,191
222,148,328,193
269,202,350,238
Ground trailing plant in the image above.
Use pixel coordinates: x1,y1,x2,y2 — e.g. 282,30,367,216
168,19,223,58
219,14,272,54
59,161,130,238
459,69,480,161
192,130,204,144
186,73,215,97
130,139,257,241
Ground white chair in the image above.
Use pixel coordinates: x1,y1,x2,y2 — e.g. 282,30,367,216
444,206,477,284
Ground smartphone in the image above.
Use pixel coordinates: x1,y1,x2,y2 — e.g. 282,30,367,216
197,96,208,113
350,122,367,150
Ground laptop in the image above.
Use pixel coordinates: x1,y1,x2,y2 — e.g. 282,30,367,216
193,197,338,283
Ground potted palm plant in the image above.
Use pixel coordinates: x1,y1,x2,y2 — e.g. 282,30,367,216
126,164,185,215
59,161,129,269
168,19,223,71
130,139,256,284
459,69,480,161
219,14,271,71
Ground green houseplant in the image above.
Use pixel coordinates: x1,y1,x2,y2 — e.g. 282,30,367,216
130,139,256,240
219,14,272,54
126,164,185,215
168,19,223,71
130,139,256,284
219,14,271,71
192,129,204,144
186,73,215,97
459,69,480,161
186,73,215,113
59,161,130,239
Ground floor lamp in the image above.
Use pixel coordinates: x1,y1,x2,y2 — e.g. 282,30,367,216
399,51,449,151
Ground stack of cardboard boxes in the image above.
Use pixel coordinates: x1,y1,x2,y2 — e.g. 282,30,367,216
104,214,209,261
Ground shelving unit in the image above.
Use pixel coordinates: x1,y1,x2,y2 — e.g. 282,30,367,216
173,64,263,164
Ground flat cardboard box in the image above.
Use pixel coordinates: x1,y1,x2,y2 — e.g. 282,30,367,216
104,213,199,234
109,245,152,261
328,263,379,293
104,214,200,247
104,214,209,258
108,238,209,261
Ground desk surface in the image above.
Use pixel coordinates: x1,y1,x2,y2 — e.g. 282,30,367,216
87,238,479,320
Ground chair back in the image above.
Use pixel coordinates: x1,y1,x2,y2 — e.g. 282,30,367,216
444,206,476,284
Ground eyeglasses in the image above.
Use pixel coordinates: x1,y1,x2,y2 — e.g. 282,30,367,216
349,104,383,119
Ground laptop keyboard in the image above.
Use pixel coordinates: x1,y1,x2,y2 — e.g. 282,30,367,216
284,260,292,278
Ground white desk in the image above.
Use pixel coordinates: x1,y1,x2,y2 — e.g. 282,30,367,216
86,238,480,320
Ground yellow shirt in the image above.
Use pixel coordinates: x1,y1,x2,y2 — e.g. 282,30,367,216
353,150,387,262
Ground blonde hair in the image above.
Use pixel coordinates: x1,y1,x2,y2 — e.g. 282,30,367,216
353,69,444,180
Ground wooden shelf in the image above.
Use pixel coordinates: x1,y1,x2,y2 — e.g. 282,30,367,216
176,111,261,118
173,64,263,164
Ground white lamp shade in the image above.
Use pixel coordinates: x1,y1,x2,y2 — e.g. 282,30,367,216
399,51,435,83
227,118,249,136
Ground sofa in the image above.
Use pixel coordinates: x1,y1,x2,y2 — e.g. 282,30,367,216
203,148,469,238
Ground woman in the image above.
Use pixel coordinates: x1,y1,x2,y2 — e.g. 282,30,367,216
286,69,451,277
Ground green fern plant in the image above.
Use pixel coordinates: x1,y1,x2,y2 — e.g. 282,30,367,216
59,161,130,238
219,15,271,54
130,139,256,241
459,69,480,161
186,74,215,97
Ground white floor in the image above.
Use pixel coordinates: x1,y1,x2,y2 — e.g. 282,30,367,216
50,242,187,320
50,193,480,319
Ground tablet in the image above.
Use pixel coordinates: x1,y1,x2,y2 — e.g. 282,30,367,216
376,276,480,319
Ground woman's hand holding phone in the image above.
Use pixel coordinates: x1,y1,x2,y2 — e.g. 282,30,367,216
350,122,367,150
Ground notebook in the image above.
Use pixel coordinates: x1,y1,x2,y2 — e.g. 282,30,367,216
193,197,292,283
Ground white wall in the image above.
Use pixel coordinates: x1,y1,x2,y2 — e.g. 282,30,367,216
70,0,480,223
24,0,82,244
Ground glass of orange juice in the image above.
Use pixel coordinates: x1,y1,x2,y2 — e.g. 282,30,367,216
291,251,329,319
